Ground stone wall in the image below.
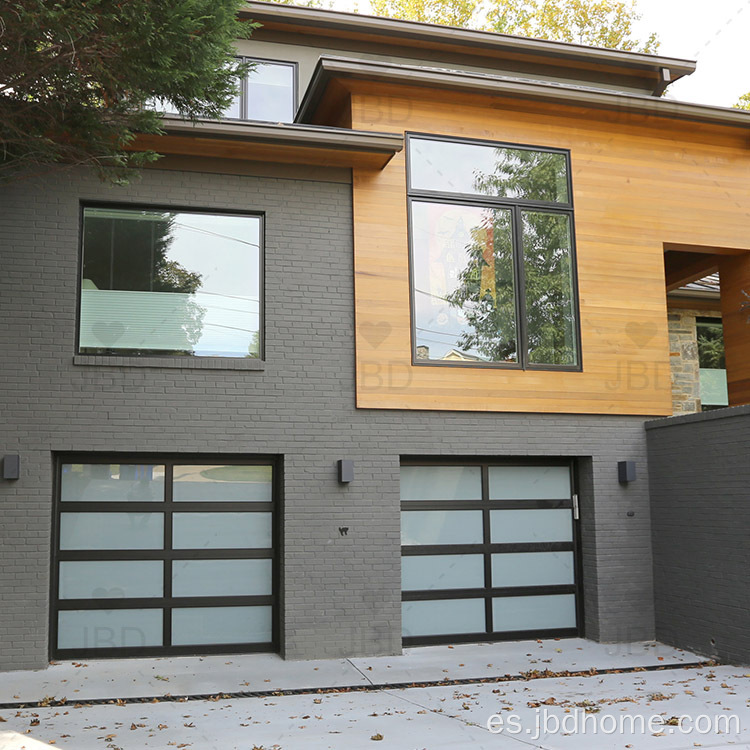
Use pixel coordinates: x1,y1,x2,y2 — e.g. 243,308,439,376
667,306,721,415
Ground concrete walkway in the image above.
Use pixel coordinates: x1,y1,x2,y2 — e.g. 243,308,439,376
2,640,747,750
0,638,700,705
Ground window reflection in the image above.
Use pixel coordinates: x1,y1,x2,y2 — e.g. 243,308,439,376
80,208,261,358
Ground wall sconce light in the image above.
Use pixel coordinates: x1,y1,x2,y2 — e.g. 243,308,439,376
617,460,636,484
2,455,20,481
337,460,354,484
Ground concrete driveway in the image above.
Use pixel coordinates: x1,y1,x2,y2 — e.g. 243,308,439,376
0,639,747,749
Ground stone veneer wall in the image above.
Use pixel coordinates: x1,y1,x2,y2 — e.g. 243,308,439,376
667,306,721,415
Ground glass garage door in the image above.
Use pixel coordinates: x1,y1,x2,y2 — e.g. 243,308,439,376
401,461,579,645
52,458,276,657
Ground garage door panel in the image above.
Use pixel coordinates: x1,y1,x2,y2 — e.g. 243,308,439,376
172,464,273,502
53,458,277,658
172,559,272,597
59,512,165,550
488,465,571,500
400,465,482,501
402,554,484,591
492,594,577,632
401,462,580,645
171,606,272,646
403,599,486,637
172,512,272,549
401,510,483,546
61,464,165,502
58,609,163,650
490,509,573,544
58,560,164,599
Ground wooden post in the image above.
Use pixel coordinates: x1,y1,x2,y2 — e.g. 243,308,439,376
719,253,750,406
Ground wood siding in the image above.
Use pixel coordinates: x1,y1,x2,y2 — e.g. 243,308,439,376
349,82,750,414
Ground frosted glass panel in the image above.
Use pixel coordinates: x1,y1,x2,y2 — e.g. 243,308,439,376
59,513,164,550
172,512,271,549
401,511,483,546
173,465,272,502
172,606,272,645
492,594,576,631
58,609,162,649
400,466,481,501
59,560,163,599
490,509,572,544
402,598,485,637
488,466,570,500
491,552,574,587
402,554,484,591
172,559,272,597
61,464,165,502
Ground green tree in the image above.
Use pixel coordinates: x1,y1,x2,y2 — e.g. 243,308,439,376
0,0,256,184
733,93,750,110
488,0,659,52
317,0,659,53
370,0,481,27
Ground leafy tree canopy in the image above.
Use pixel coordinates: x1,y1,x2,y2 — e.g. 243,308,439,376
487,0,659,52
326,0,659,52
734,92,750,110
0,0,255,184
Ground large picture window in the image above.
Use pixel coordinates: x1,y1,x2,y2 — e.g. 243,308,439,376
408,134,580,369
79,206,262,358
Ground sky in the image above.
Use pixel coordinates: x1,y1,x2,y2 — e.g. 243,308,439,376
635,0,750,106
323,0,750,107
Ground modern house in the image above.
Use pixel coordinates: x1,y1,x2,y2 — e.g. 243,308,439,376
2,1,750,672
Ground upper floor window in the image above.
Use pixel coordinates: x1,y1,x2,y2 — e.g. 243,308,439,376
156,58,296,124
154,58,296,123
408,134,580,369
79,206,262,358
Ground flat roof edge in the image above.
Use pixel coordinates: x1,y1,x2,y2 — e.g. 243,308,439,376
160,117,404,153
241,0,696,77
296,57,750,131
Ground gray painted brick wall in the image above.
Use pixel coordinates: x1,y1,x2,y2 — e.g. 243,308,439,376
647,407,750,665
0,165,654,671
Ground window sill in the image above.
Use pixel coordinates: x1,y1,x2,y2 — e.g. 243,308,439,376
72,355,265,371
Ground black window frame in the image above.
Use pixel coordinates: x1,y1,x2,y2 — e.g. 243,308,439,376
406,132,583,372
231,56,298,124
400,456,584,648
76,201,266,361
50,453,281,660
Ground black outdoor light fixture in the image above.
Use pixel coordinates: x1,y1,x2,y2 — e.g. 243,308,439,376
2,455,20,481
337,460,354,484
618,460,636,484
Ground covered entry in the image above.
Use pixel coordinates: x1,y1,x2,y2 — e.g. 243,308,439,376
52,457,277,658
401,460,580,645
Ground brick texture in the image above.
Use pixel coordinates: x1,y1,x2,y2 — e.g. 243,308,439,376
647,406,750,665
0,166,655,670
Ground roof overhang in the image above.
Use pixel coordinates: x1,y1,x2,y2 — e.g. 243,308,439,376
296,56,750,131
241,1,695,92
134,117,403,169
